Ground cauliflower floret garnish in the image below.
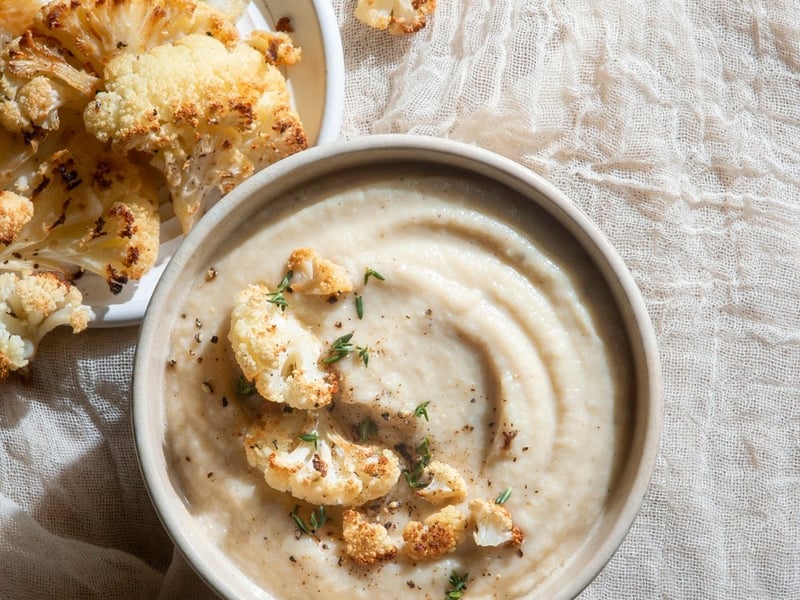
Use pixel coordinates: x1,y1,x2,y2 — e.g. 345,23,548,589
286,248,353,296
355,0,436,35
84,32,307,234
342,509,398,565
0,270,89,379
0,136,160,293
229,283,338,409
414,460,468,506
468,498,524,548
402,505,468,560
245,407,402,507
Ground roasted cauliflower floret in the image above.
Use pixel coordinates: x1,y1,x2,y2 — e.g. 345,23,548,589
342,509,398,565
402,505,468,560
84,33,307,234
414,460,468,505
36,0,239,75
0,189,33,245
468,498,524,547
229,282,337,409
287,248,353,296
0,270,89,378
0,31,99,135
245,407,402,507
355,0,436,35
247,29,303,67
0,136,160,293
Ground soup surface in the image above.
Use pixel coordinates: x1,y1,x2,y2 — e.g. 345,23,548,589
163,166,631,599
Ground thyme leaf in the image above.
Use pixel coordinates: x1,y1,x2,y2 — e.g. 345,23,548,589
266,270,294,312
363,267,385,286
358,418,378,442
309,505,327,531
298,431,319,449
235,375,256,396
403,437,432,489
495,487,513,505
356,294,364,319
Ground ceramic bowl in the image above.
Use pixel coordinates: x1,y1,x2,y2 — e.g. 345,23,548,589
133,134,661,600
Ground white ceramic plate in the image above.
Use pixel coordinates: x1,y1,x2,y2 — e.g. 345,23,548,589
80,0,344,327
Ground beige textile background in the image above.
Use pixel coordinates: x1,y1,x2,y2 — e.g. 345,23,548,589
2,0,799,598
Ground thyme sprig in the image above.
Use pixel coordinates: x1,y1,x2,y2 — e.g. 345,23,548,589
323,332,354,364
290,505,326,535
413,400,430,421
446,571,469,599
266,270,294,311
403,437,432,489
357,345,371,367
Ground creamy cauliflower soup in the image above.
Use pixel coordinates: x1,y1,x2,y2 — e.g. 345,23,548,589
162,164,632,599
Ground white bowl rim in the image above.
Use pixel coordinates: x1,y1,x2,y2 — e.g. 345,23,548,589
133,133,663,600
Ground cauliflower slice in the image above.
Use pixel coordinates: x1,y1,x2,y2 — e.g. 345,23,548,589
402,505,468,560
468,498,524,547
355,0,436,35
0,270,89,378
229,283,337,409
414,460,468,506
286,248,353,296
245,407,402,506
0,136,160,293
342,509,397,565
84,33,307,234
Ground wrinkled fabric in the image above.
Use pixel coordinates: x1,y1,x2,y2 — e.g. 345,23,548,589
2,0,799,598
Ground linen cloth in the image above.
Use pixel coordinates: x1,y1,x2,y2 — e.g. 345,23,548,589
2,0,799,598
